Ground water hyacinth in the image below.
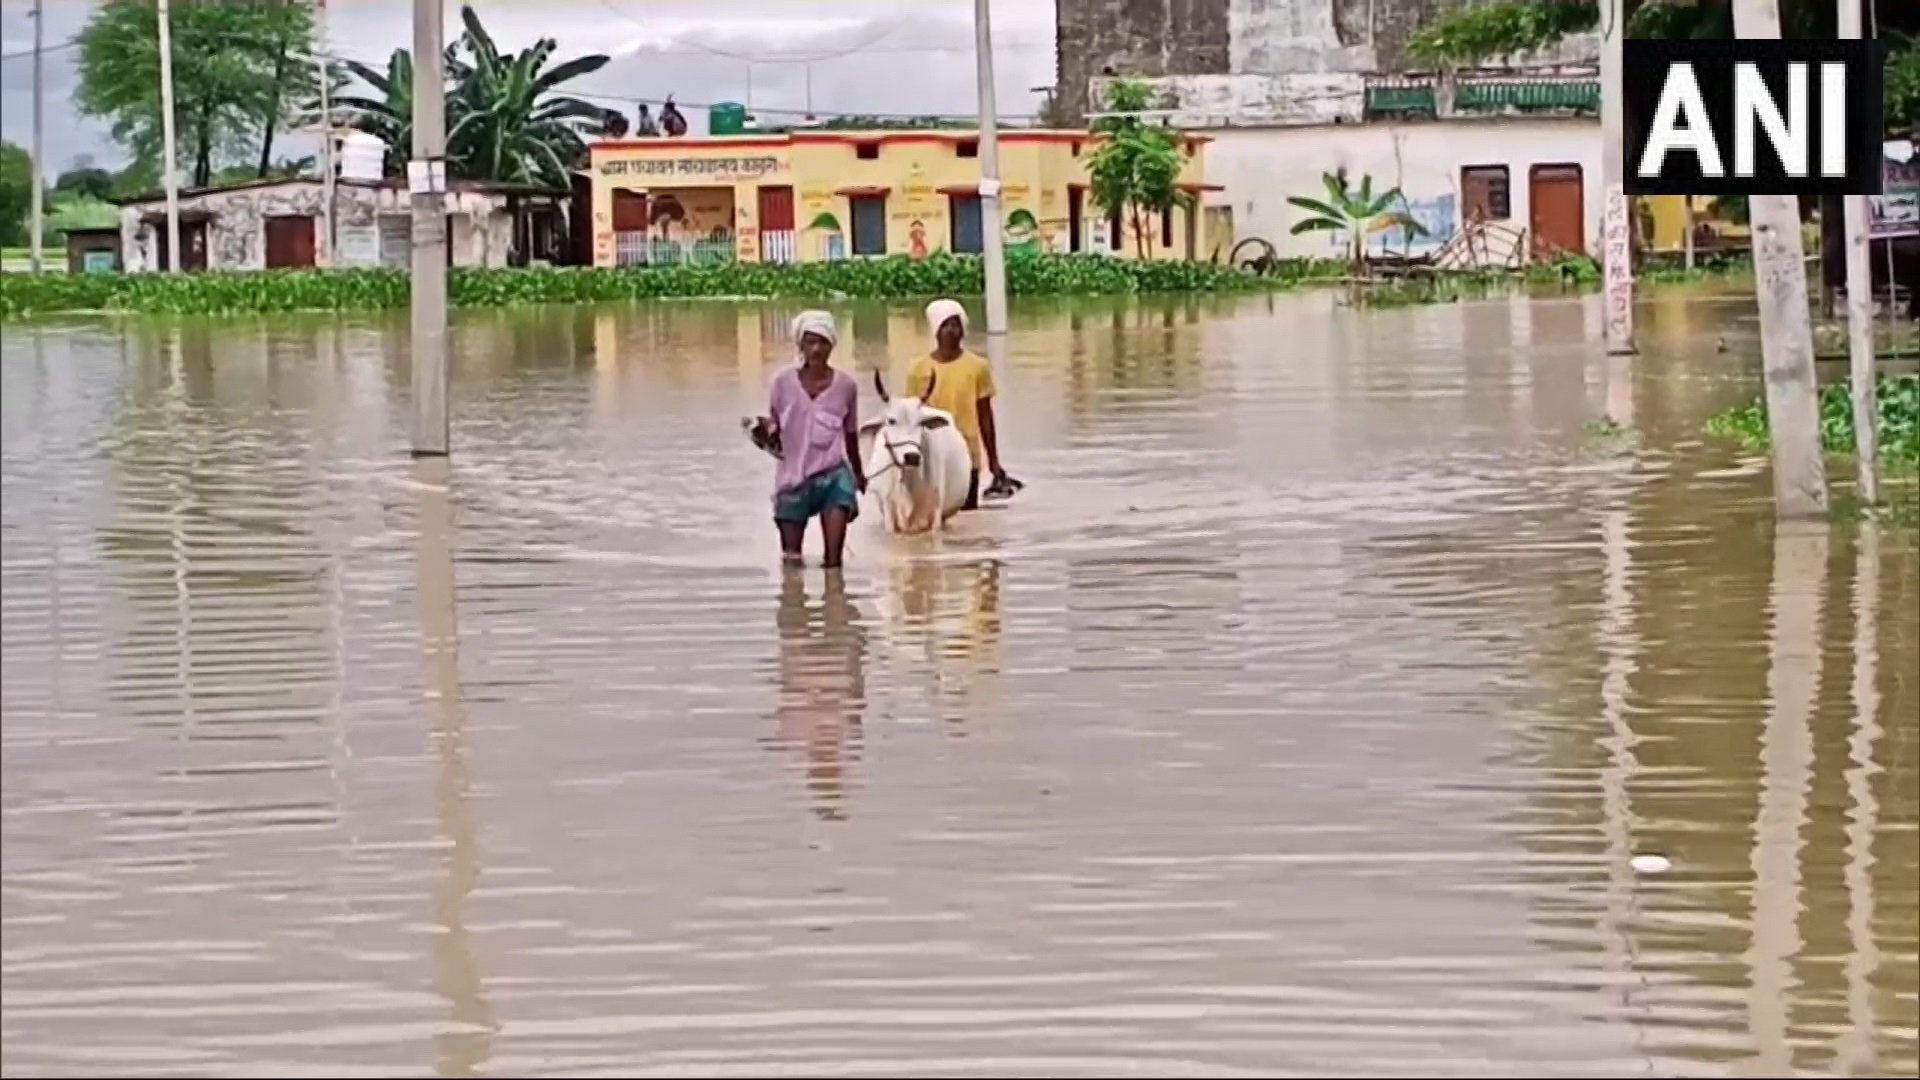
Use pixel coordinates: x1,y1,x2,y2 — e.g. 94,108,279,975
0,252,1295,318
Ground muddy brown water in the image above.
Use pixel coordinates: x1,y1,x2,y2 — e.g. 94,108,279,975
2,289,1915,1078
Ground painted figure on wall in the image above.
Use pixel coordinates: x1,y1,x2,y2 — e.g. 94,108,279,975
909,220,928,260
652,195,688,244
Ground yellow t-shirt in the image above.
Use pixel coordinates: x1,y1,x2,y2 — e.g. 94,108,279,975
907,351,995,468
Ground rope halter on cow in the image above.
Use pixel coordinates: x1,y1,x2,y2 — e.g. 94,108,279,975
868,368,937,479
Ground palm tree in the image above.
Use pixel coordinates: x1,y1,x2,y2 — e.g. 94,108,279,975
333,6,610,188
1286,170,1426,274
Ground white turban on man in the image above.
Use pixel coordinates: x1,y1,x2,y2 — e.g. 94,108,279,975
791,309,838,348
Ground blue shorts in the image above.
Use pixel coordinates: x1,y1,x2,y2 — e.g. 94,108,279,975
774,465,860,524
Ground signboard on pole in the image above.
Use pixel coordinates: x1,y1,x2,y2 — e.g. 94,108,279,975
1870,143,1918,240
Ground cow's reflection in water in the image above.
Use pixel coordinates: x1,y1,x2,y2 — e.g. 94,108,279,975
884,557,1003,729
771,570,868,820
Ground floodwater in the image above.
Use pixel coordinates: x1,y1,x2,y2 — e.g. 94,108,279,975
2,288,1915,1078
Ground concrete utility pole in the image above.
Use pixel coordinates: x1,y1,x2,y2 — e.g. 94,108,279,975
158,0,182,272
29,0,44,274
1682,196,1696,272
1733,0,1827,518
1839,0,1879,504
1599,0,1635,358
973,0,1009,337
411,0,450,456
317,0,336,261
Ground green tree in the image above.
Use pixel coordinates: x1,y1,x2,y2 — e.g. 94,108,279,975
335,6,609,188
1286,169,1426,273
54,166,116,201
1084,79,1185,259
0,141,33,247
1407,0,1918,126
76,0,318,189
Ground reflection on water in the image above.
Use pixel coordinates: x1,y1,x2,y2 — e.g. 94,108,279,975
2,292,1916,1077
770,571,867,821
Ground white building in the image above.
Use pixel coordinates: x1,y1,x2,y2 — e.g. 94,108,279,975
1093,68,1604,265
113,177,569,273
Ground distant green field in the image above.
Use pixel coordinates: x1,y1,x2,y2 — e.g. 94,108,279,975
0,248,67,274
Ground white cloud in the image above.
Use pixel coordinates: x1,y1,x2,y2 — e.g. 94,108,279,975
0,0,1057,172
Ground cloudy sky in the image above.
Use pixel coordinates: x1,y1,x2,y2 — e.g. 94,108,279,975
0,0,1058,173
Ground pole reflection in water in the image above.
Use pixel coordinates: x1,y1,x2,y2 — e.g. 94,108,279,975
1746,521,1826,1073
413,457,494,1076
771,569,867,821
1595,500,1653,1062
1838,523,1882,1073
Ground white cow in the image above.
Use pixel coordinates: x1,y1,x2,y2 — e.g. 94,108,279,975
859,369,972,534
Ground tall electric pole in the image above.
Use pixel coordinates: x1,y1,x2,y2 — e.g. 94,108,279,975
29,0,44,274
317,0,336,261
973,0,1008,337
411,0,450,456
158,0,182,272
1733,0,1826,519
1599,0,1635,359
1839,0,1879,504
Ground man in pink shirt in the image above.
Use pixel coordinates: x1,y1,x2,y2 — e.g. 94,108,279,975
755,311,867,569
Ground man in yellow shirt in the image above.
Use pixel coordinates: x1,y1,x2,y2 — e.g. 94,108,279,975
907,299,1020,510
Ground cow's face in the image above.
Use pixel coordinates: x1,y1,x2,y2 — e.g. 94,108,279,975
869,370,950,473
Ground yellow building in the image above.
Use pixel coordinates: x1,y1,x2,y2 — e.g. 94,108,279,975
586,129,1219,267
1641,194,1751,253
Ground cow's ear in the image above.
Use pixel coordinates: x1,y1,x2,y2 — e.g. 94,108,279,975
921,415,951,429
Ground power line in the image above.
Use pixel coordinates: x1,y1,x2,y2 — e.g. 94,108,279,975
0,37,74,62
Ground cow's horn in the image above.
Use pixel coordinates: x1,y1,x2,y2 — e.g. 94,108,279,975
922,367,936,402
873,369,889,402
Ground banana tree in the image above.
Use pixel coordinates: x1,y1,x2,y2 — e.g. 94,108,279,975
333,6,610,187
1286,170,1427,274
445,6,610,189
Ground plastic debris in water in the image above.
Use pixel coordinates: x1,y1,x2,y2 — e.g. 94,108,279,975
1630,854,1672,875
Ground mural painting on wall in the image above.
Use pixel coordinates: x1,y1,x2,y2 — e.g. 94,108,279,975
1364,193,1455,256
806,211,844,261
1004,208,1040,253
909,220,928,260
648,190,736,261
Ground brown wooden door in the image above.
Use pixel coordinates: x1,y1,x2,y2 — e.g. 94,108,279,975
756,185,795,230
1528,164,1585,257
611,190,649,232
157,220,210,271
264,215,317,268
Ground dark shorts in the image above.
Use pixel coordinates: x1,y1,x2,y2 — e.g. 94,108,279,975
774,464,860,524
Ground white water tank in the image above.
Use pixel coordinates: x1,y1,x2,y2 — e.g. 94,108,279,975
337,131,386,182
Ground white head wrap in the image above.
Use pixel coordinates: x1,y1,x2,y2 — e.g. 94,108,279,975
791,309,838,349
925,298,968,341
